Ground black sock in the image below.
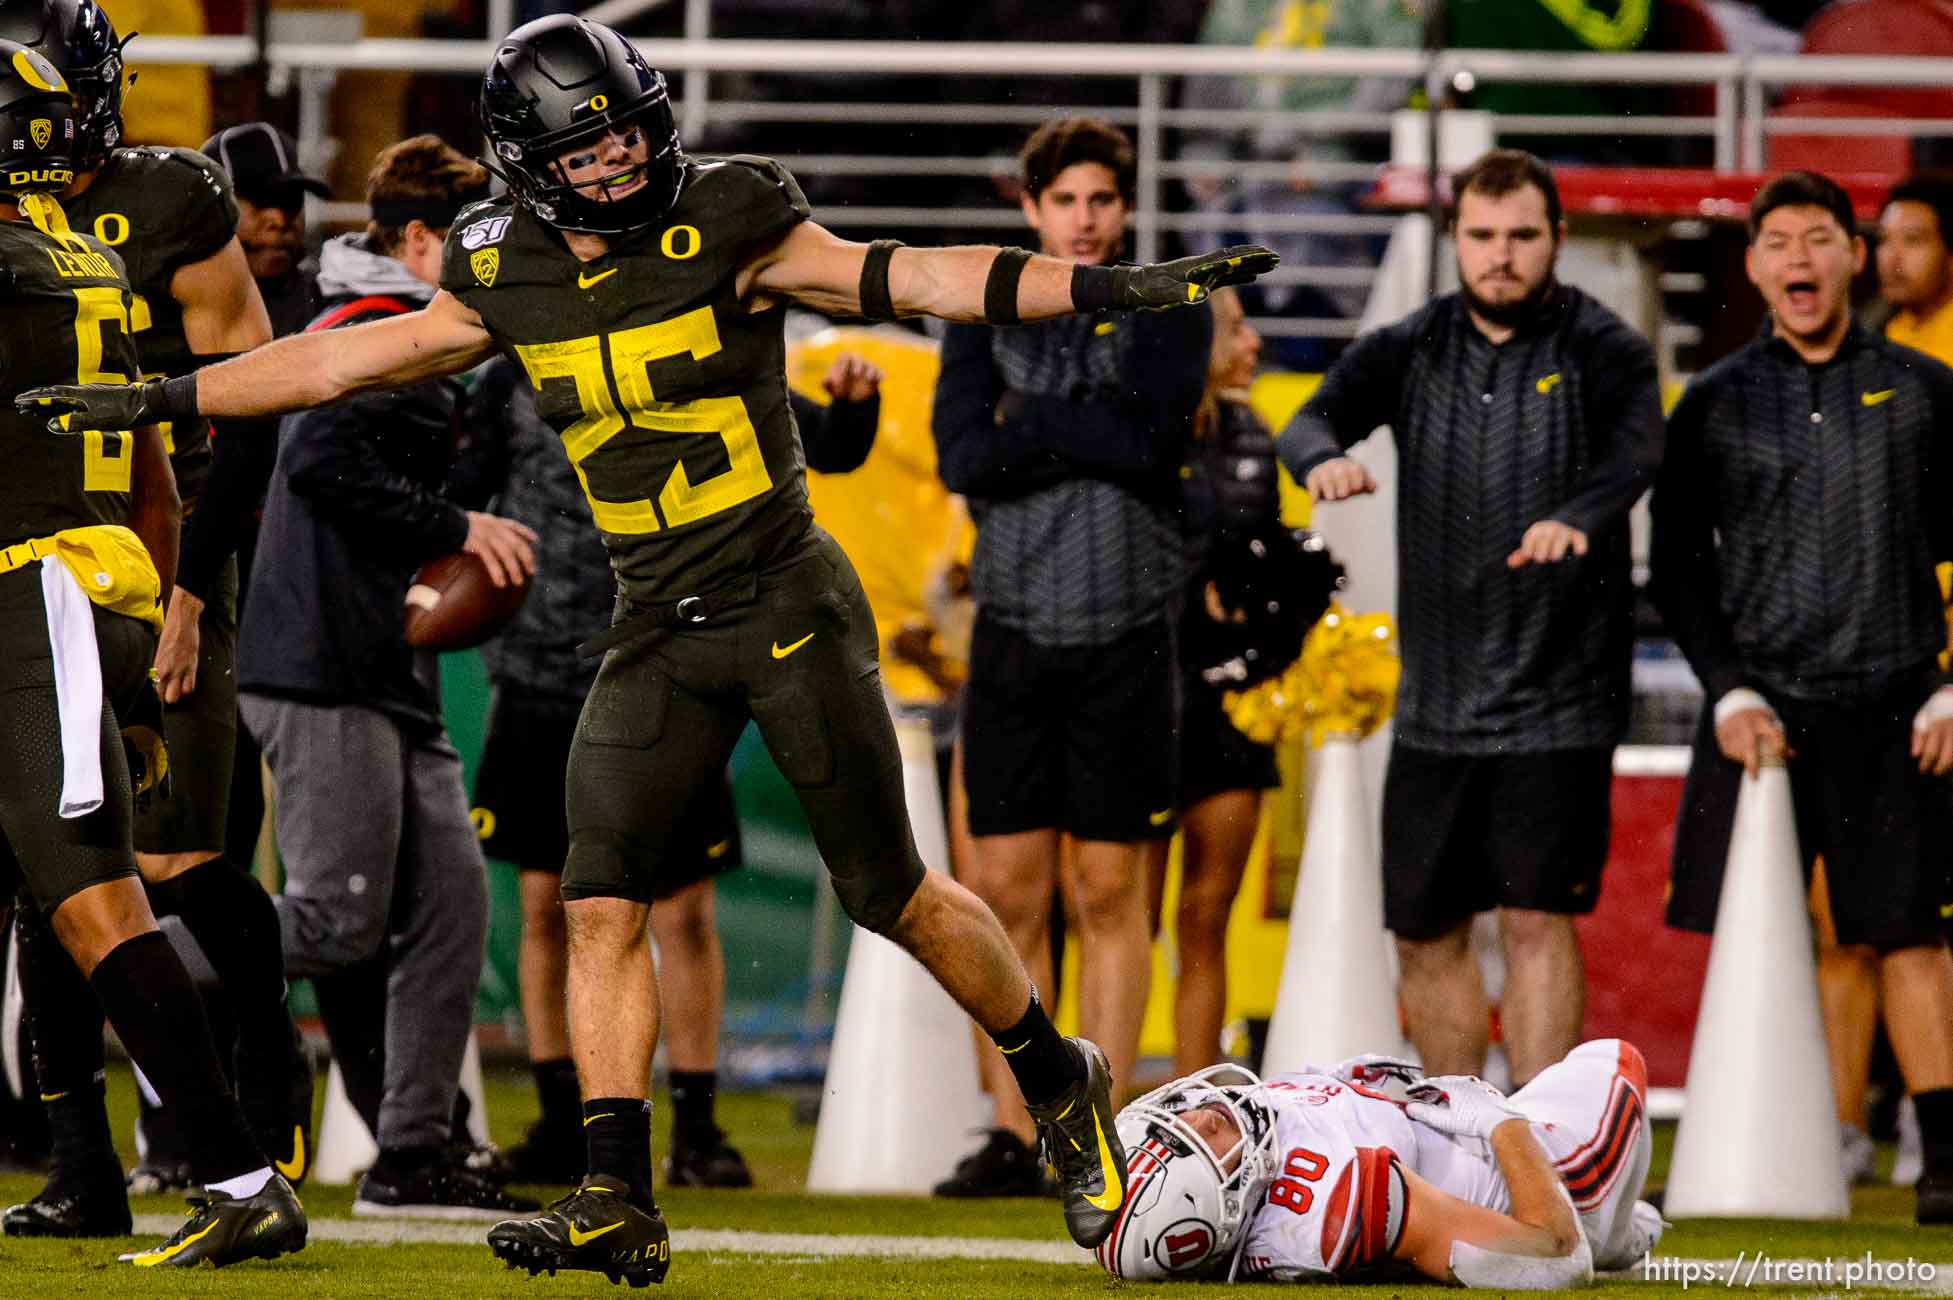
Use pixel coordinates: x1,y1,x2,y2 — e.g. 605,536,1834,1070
533,1058,581,1131
1914,1088,1953,1183
89,931,263,1185
583,1097,653,1207
668,1070,717,1145
14,910,115,1184
314,963,389,1136
988,994,1082,1109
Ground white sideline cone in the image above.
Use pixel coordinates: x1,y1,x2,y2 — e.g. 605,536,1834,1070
1664,752,1847,1218
313,1031,490,1185
807,714,985,1193
1261,733,1401,1074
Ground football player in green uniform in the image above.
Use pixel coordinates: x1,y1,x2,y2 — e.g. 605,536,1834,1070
22,14,1276,1285
0,0,313,1235
0,39,306,1269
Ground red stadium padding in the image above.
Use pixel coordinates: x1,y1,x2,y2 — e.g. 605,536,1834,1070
1372,164,1902,220
1576,775,1710,1090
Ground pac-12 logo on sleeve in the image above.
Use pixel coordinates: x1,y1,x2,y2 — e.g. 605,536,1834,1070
460,216,512,250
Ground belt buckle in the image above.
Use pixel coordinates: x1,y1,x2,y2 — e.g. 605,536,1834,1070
675,595,709,624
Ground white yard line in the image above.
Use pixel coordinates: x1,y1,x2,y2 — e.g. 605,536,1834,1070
125,1218,1953,1290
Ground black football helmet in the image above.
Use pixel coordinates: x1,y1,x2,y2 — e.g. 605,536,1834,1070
0,0,125,170
479,14,681,235
0,37,78,197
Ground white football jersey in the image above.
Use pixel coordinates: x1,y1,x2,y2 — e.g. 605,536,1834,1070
1235,1073,1509,1282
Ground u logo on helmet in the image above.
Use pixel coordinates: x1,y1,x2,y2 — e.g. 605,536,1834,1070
1159,1221,1216,1271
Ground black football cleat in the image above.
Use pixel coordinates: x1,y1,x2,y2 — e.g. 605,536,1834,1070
1026,1037,1130,1249
488,1175,670,1288
126,1173,307,1268
663,1127,752,1189
2,1182,132,1237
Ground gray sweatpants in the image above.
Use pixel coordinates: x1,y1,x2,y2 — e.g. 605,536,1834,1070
241,693,488,1153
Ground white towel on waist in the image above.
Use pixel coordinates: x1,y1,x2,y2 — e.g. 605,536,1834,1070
39,553,105,818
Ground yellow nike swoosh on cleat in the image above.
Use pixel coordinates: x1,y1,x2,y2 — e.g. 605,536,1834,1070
567,1220,626,1247
577,268,619,289
771,632,816,659
1081,1106,1125,1213
275,1125,307,1182
131,1221,218,1266
39,1090,67,1102
1862,388,1895,406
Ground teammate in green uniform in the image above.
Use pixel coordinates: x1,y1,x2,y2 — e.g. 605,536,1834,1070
22,14,1277,1286
0,0,312,1235
0,39,306,1269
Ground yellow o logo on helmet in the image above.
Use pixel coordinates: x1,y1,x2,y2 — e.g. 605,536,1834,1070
12,48,67,93
588,93,609,113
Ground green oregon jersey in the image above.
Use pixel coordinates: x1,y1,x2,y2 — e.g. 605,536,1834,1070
0,216,140,548
440,154,814,605
60,146,240,503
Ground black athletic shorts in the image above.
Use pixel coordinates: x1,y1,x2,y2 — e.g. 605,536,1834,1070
1667,674,1953,951
474,686,741,899
0,564,157,911
961,612,1180,842
561,526,924,931
1381,741,1614,940
1177,673,1278,811
133,555,237,857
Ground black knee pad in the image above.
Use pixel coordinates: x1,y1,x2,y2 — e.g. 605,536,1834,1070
829,854,926,936
562,828,659,905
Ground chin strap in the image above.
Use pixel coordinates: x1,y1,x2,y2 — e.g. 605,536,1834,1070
18,191,73,238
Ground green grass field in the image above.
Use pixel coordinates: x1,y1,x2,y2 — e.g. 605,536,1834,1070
0,1064,1947,1296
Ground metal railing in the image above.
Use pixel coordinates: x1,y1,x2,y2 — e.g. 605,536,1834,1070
120,38,1953,344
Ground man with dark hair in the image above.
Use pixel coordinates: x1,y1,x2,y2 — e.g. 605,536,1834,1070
1651,168,1953,1226
1276,147,1664,1088
931,114,1210,1196
237,133,539,1221
201,123,328,338
19,15,1276,1282
1880,173,1953,365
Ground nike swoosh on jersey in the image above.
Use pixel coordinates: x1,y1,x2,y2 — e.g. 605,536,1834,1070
1536,373,1562,394
567,1220,626,1247
1862,389,1895,406
771,632,816,659
1147,808,1173,826
577,268,619,289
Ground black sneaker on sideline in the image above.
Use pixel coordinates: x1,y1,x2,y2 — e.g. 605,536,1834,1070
2,1180,132,1237
664,1128,752,1189
1026,1037,1130,1248
1919,1175,1953,1225
354,1155,541,1221
488,1174,670,1287
932,1128,1051,1198
505,1122,586,1186
126,1158,195,1197
126,1173,306,1268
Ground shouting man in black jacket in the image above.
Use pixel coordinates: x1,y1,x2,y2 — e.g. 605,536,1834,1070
236,135,537,1221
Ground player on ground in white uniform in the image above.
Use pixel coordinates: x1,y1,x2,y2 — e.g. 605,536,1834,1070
1097,1039,1664,1287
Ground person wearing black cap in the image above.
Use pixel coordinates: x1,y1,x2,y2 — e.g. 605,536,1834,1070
236,133,539,1221
200,122,328,339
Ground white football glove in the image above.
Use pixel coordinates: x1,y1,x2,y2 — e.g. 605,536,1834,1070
1405,1075,1527,1141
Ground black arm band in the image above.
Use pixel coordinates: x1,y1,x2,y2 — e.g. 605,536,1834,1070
157,374,202,421
858,239,903,322
1070,262,1117,313
983,247,1033,326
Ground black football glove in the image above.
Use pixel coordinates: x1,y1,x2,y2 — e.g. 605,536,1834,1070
15,376,193,433
1115,244,1280,311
